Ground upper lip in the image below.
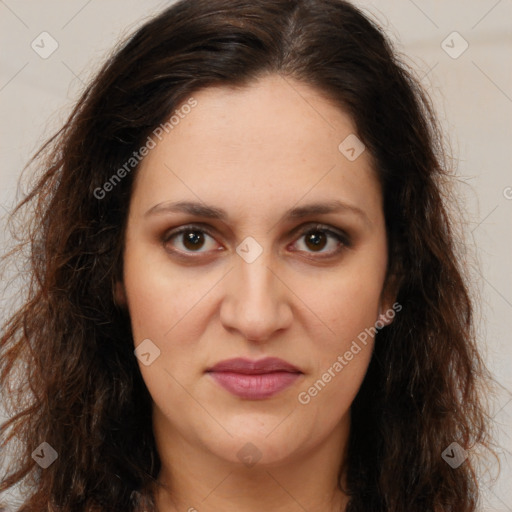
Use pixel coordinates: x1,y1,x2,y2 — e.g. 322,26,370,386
206,357,302,375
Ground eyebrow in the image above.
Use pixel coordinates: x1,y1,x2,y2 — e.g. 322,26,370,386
144,199,371,226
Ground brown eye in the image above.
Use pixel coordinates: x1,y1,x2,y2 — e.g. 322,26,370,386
181,230,206,251
304,231,328,251
163,225,219,254
292,224,349,257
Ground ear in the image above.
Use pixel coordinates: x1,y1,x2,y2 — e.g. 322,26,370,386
377,274,400,327
113,280,127,307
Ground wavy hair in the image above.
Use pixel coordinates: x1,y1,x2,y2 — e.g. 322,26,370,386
0,0,493,510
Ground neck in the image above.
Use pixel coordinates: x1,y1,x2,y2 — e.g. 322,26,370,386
151,412,351,512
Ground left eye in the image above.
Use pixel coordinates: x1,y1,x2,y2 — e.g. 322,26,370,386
292,225,348,255
163,224,349,256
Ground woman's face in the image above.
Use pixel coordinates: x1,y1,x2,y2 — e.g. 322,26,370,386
118,73,393,468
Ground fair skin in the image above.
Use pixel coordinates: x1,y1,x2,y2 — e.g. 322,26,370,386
116,73,394,511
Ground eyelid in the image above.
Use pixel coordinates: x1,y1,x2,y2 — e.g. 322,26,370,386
292,222,351,245
162,221,351,256
162,222,217,242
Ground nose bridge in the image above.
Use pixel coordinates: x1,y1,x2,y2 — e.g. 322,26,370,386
221,239,290,341
238,247,276,305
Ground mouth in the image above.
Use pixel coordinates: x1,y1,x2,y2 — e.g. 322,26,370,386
205,357,303,400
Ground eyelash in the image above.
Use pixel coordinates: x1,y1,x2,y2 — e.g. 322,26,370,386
162,223,351,259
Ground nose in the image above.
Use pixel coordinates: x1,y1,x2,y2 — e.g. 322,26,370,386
219,248,293,343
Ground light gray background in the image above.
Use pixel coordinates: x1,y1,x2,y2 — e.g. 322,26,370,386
0,0,511,510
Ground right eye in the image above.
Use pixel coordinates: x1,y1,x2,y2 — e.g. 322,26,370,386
162,224,222,255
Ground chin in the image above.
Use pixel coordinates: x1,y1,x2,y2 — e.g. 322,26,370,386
200,423,307,469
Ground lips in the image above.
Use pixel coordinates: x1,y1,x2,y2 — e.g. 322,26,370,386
206,357,303,399
207,357,301,374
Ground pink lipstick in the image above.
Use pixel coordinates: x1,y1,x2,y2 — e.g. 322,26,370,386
206,357,302,400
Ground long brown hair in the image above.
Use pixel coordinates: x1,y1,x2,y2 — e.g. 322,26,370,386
0,0,494,510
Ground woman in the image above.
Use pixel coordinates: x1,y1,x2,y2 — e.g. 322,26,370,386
0,0,493,510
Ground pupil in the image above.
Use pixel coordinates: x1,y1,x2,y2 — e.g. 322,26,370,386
184,231,204,250
306,231,326,251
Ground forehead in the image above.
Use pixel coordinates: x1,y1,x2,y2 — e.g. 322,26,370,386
131,74,382,225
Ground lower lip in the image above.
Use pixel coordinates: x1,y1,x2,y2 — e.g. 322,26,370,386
208,371,301,399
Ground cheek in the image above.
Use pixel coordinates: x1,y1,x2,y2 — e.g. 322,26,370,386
123,248,207,411
294,245,386,411
122,242,200,342
306,259,386,348
295,270,381,420
297,347,372,437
